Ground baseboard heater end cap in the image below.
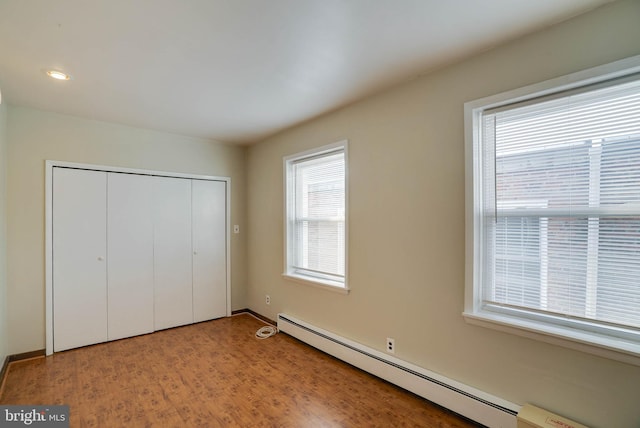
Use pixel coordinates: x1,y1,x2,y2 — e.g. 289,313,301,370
517,404,589,428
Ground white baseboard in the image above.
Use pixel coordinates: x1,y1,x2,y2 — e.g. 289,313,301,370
277,313,519,428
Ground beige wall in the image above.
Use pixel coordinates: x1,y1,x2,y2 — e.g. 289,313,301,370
0,100,7,364
246,1,640,427
6,106,248,354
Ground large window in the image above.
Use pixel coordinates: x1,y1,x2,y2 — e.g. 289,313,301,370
465,56,640,363
284,142,348,291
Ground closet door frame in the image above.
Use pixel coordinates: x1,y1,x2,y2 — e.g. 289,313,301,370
45,160,231,356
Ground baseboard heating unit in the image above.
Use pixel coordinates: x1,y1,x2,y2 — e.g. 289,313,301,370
277,313,520,428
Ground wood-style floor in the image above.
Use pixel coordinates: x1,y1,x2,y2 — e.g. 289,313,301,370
1,314,479,427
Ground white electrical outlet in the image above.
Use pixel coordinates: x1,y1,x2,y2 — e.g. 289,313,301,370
386,337,395,354
265,295,271,305
233,225,240,234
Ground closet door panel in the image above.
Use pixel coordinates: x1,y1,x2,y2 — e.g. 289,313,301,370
53,168,108,352
153,176,193,330
107,173,155,340
192,180,227,322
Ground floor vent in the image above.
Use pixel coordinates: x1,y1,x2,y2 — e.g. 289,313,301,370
277,313,519,428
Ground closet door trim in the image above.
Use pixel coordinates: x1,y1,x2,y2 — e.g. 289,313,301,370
45,160,231,356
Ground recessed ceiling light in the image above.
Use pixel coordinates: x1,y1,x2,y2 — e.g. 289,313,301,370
45,70,71,81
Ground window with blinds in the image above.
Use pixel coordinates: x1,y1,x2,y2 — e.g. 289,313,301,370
483,75,640,331
465,56,640,360
284,142,347,289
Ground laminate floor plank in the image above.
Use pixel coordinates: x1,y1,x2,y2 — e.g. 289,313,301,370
1,314,480,427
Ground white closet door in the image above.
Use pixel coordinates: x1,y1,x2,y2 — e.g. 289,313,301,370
53,168,108,352
192,180,227,322
107,173,155,340
153,176,193,330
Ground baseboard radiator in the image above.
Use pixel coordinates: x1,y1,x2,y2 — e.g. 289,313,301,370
277,313,520,428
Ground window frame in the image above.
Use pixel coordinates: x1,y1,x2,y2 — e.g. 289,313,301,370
283,140,349,293
464,55,640,366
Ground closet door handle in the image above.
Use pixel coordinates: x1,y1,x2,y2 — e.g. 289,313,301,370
97,256,105,261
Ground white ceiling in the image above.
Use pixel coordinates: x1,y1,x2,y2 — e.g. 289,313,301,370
0,0,614,145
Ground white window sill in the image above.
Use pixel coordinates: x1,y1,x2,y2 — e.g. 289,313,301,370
463,310,640,367
282,273,349,294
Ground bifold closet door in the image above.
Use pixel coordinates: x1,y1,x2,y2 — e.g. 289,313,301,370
192,180,227,322
153,176,193,330
53,168,107,352
107,173,154,340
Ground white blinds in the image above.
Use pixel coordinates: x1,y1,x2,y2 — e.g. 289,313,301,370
481,75,640,330
291,149,345,283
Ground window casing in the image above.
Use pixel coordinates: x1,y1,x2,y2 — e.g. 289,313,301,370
465,56,640,364
284,142,348,291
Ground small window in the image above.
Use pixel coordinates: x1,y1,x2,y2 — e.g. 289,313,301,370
284,141,348,291
465,56,640,363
